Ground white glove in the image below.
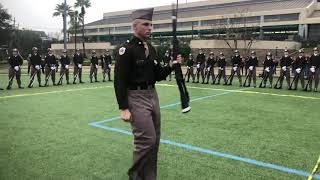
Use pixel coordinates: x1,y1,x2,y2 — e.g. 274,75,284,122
282,66,287,71
50,66,56,70
95,65,98,69
249,66,254,71
65,65,69,69
187,66,191,69
14,66,19,71
295,68,301,74
78,64,82,68
108,64,112,68
233,67,238,71
219,67,223,70
265,67,270,72
310,66,316,73
35,65,40,70
207,67,210,71
197,64,200,69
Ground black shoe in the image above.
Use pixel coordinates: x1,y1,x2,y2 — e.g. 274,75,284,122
28,85,33,88
205,82,209,84
95,80,99,82
186,81,189,83
253,86,256,88
314,88,318,92
103,80,106,82
6,86,11,90
192,81,196,83
223,83,228,86
19,86,24,89
0,88,3,90
67,82,70,85
80,81,85,84
108,79,112,81
228,83,232,86
216,83,220,85
39,84,44,87
196,81,199,83
73,82,76,84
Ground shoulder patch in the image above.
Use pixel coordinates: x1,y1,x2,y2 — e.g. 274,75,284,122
119,47,126,55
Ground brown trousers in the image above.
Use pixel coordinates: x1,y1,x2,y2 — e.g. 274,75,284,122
204,67,215,83
90,65,98,81
8,67,22,87
128,89,161,180
73,66,83,82
293,70,305,89
103,63,111,81
229,67,242,85
45,66,56,85
29,66,42,86
263,69,274,87
247,68,257,86
59,66,69,84
196,64,205,82
185,67,195,82
307,68,320,90
279,68,291,88
217,68,227,84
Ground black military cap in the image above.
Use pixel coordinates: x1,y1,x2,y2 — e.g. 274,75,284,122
131,8,154,21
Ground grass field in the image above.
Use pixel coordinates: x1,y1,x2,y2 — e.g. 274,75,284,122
0,73,320,180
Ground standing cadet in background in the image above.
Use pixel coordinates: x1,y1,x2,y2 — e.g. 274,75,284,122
114,8,178,180
185,53,195,83
162,50,171,81
73,48,85,84
28,47,43,88
44,48,58,86
58,49,70,85
89,50,99,83
101,49,112,82
246,51,258,87
204,51,216,84
275,49,293,89
215,52,227,85
195,48,206,83
291,49,306,90
6,48,24,90
306,47,320,92
228,50,242,86
261,52,275,88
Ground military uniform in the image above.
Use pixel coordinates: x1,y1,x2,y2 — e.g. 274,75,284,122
216,53,227,85
307,50,320,91
185,54,195,83
28,50,43,88
246,53,258,87
44,52,58,86
73,52,85,84
90,52,99,83
228,51,242,86
261,55,275,88
195,51,206,83
277,54,293,89
6,51,23,90
162,51,172,81
101,52,112,82
114,8,173,180
204,53,216,84
291,52,306,90
59,52,70,85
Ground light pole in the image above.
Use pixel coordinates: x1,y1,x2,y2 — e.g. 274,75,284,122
63,0,67,50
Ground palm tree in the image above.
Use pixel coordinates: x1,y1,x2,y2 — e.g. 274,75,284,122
74,0,91,56
53,1,71,50
68,10,80,51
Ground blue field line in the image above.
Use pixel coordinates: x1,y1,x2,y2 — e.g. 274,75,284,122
92,87,251,125
88,123,319,179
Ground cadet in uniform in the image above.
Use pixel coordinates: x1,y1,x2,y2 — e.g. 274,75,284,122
195,48,206,83
114,8,177,180
291,49,306,90
58,49,70,85
28,47,43,88
246,51,258,87
185,53,195,83
215,52,227,85
228,50,242,86
89,50,99,83
6,48,24,90
73,48,85,84
44,48,58,86
306,47,320,92
275,49,293,89
204,52,216,84
261,52,275,88
101,49,112,82
162,50,172,81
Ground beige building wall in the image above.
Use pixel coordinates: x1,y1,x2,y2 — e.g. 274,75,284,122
51,42,115,50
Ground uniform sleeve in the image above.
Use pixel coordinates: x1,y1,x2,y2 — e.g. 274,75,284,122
19,56,23,65
114,47,131,110
154,63,173,81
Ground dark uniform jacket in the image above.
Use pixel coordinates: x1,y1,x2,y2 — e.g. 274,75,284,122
206,57,216,68
187,58,194,67
309,54,320,68
247,57,258,67
217,57,226,68
114,36,172,110
231,56,242,67
91,56,99,66
263,58,275,69
30,53,42,66
44,54,58,67
8,55,23,68
196,54,206,65
292,56,307,69
279,56,293,67
60,55,70,66
101,54,112,68
163,55,171,66
73,53,84,66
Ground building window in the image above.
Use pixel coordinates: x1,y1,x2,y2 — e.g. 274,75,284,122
115,26,131,32
265,13,299,22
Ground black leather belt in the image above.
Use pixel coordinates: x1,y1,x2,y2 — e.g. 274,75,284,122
128,84,155,90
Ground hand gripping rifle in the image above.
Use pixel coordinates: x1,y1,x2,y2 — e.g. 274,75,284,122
172,2,190,113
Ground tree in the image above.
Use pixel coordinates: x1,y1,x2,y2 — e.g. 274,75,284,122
53,1,71,50
68,10,80,51
0,3,12,47
74,0,91,56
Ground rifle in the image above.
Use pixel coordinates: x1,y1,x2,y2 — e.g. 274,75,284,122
243,72,250,87
226,68,236,85
44,67,54,86
304,71,314,91
259,67,274,88
288,72,299,90
172,2,190,113
213,67,223,84
57,68,65,85
28,68,39,87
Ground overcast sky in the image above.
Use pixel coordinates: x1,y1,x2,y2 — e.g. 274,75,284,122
0,0,202,37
